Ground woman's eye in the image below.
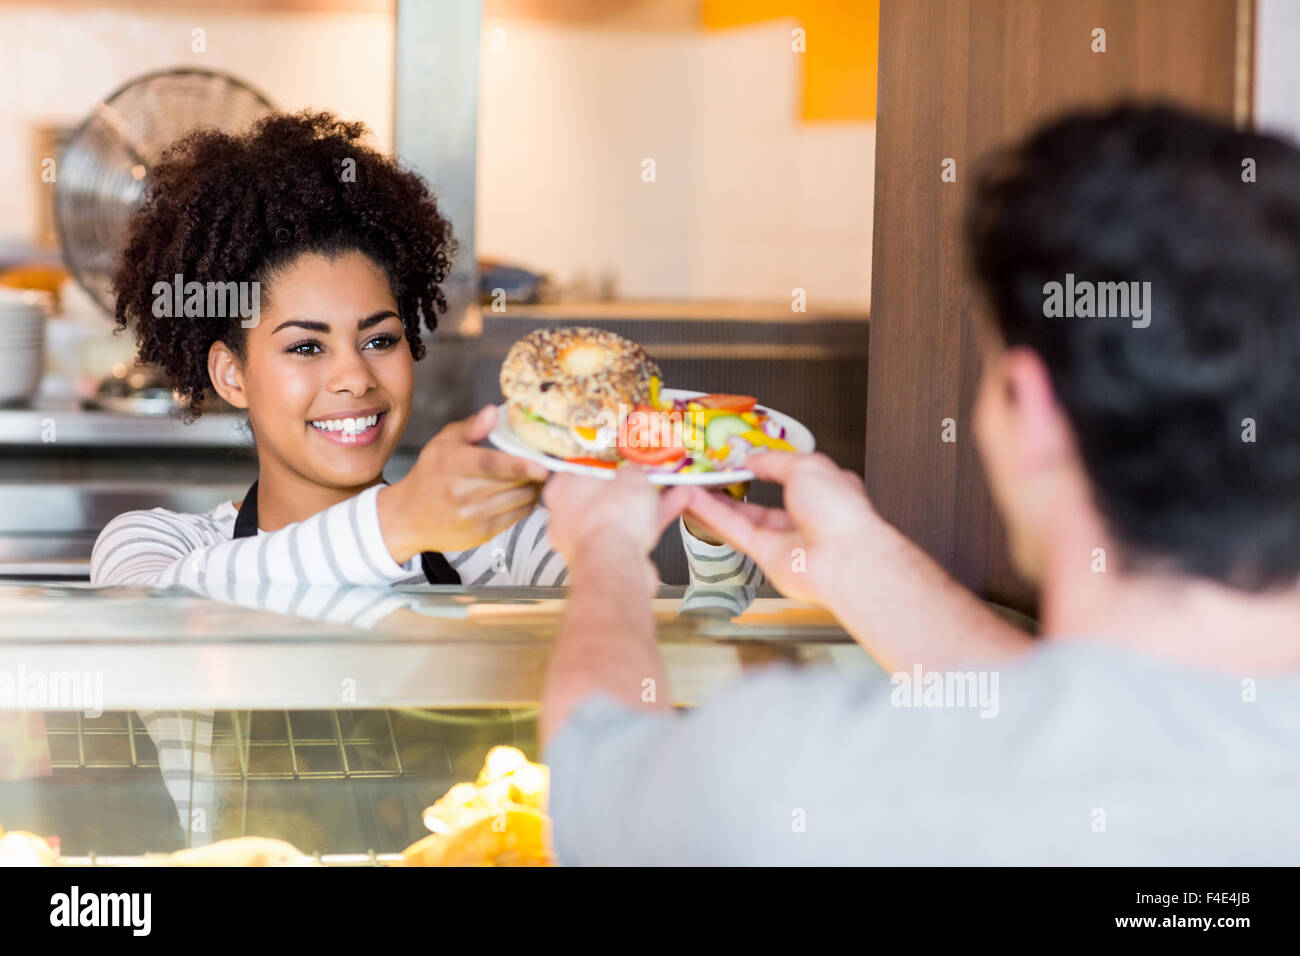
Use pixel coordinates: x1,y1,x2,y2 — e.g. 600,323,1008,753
285,334,398,356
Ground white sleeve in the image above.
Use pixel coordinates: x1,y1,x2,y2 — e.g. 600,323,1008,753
90,484,415,595
137,710,217,848
441,506,567,587
440,510,762,591
677,581,758,617
679,516,764,588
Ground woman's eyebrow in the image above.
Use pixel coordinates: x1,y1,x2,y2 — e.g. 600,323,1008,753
270,310,400,335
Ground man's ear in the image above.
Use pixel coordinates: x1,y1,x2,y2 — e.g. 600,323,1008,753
1001,347,1074,472
208,341,249,410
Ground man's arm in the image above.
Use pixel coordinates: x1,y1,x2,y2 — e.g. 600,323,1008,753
538,470,689,746
821,514,1032,670
684,452,1034,672
539,535,670,745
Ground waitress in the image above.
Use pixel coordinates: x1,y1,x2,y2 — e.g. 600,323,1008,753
90,109,757,595
87,110,758,849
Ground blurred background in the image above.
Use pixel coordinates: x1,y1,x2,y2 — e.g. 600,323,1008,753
0,0,879,583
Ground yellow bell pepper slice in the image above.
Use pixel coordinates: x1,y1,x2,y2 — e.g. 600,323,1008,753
687,407,741,427
740,429,795,451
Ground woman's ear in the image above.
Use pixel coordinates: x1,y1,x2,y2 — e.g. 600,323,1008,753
208,341,249,410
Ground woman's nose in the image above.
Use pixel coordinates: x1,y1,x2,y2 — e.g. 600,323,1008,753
325,347,379,396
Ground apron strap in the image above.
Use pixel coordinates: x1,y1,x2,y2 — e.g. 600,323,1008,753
231,479,461,585
231,479,260,539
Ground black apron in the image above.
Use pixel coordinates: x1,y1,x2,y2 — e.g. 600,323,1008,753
231,479,461,584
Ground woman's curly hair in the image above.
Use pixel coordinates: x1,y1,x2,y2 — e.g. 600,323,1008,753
112,109,457,421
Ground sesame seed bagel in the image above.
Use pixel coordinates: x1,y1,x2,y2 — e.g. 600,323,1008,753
499,325,661,432
506,402,619,461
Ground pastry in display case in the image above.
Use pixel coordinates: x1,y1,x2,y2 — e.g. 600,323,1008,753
0,826,60,866
400,745,554,866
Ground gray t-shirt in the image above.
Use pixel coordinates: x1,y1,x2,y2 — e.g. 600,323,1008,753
544,641,1300,865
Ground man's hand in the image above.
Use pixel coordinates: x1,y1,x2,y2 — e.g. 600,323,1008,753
378,405,551,564
684,451,879,606
543,468,692,594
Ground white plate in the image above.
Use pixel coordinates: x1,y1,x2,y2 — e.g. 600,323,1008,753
488,387,815,485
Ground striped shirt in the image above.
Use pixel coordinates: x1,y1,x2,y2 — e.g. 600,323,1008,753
89,481,762,845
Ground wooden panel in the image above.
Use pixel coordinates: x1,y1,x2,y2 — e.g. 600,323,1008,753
866,0,1243,614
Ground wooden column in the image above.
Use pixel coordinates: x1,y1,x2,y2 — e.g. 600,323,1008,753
866,0,1246,614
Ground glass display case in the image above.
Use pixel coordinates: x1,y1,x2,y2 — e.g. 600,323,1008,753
0,582,879,865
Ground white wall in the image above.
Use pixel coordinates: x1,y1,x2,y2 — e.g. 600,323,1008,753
476,18,875,307
0,4,394,246
0,7,875,308
1255,0,1300,144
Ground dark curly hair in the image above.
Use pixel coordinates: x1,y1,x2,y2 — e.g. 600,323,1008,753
967,103,1300,591
112,109,457,421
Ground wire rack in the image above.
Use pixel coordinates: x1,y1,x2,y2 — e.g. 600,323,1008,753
33,707,537,860
44,709,413,781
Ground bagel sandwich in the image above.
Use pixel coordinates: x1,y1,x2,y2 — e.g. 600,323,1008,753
499,326,660,462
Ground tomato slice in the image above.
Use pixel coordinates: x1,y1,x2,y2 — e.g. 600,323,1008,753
620,444,686,466
618,404,686,465
564,456,618,469
695,393,758,413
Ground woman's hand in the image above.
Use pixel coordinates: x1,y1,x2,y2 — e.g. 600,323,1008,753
377,405,551,563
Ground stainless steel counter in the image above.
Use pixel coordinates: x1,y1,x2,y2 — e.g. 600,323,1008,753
0,396,250,448
0,583,880,710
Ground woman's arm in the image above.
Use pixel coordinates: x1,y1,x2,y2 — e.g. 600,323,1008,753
441,506,560,586
90,484,421,593
441,504,770,590
678,516,764,588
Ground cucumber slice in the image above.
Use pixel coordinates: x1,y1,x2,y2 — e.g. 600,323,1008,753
704,414,751,449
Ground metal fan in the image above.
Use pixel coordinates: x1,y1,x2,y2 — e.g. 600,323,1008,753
54,68,276,317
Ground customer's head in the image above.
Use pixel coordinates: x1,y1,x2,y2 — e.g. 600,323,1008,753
967,103,1300,591
113,110,456,491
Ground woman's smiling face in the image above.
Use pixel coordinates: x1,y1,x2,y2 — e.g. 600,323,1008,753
211,250,413,490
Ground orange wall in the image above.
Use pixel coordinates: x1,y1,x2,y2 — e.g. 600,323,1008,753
702,0,879,121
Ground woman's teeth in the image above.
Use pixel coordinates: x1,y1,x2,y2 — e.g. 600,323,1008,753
310,416,379,437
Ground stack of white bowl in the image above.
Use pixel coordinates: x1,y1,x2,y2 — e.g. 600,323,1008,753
0,287,49,405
